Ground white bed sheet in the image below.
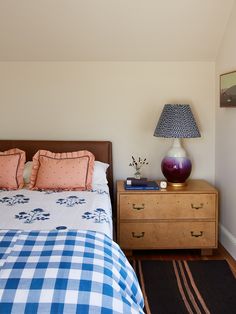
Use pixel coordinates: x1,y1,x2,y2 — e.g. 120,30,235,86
0,184,112,238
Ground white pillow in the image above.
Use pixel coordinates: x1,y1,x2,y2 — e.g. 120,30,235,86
93,161,109,186
23,161,33,184
23,160,109,187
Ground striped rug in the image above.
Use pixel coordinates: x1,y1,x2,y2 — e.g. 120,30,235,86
131,260,236,314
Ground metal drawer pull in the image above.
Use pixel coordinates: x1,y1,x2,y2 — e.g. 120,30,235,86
191,203,204,210
132,203,145,211
132,232,145,238
191,231,203,237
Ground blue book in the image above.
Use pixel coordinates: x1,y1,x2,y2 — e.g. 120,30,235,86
124,181,159,190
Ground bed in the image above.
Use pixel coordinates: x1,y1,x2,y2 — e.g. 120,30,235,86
0,140,144,314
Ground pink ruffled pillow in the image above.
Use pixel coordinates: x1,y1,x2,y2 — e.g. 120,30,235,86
29,150,95,191
0,148,26,190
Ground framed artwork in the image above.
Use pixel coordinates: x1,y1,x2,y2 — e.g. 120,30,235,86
220,70,236,107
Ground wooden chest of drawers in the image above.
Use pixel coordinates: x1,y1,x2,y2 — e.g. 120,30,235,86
117,180,218,255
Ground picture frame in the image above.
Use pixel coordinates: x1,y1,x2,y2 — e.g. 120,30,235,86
220,70,236,107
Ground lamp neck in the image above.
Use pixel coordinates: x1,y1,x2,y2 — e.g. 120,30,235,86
166,138,187,158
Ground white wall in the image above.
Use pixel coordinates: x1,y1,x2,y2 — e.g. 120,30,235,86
216,1,236,259
0,62,215,184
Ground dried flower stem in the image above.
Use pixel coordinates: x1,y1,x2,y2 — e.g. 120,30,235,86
129,156,149,171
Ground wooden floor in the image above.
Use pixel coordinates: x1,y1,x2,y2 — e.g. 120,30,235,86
128,244,236,277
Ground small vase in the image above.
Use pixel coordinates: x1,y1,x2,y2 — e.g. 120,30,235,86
134,169,141,179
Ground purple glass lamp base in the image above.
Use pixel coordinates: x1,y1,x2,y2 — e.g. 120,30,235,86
161,156,192,186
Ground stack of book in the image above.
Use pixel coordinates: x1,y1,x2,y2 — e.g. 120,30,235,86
124,177,159,190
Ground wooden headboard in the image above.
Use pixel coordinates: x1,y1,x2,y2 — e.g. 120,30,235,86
0,140,113,197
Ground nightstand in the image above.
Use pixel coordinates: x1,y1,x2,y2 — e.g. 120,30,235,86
116,179,218,255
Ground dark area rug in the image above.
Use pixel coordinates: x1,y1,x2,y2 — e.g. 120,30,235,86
131,260,236,314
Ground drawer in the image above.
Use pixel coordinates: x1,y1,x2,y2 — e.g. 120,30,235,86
119,221,217,249
119,194,216,220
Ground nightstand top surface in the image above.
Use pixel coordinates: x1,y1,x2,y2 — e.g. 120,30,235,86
117,179,217,194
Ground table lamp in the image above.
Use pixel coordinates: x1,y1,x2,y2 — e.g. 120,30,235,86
154,104,201,187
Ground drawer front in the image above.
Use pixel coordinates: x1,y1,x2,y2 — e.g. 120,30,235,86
119,194,216,220
119,221,216,249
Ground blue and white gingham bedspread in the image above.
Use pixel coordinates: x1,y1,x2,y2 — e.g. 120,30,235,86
0,230,144,314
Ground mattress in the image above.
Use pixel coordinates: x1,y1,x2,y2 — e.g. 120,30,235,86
0,186,144,313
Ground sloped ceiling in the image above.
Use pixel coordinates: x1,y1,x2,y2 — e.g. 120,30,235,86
0,0,234,61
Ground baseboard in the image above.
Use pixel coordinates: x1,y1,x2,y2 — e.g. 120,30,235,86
219,224,236,260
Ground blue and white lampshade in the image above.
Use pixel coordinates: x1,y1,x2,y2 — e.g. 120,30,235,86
154,104,201,186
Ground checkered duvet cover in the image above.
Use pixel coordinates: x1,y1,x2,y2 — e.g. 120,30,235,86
0,229,144,314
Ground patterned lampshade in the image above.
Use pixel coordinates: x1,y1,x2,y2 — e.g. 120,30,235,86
153,104,201,138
